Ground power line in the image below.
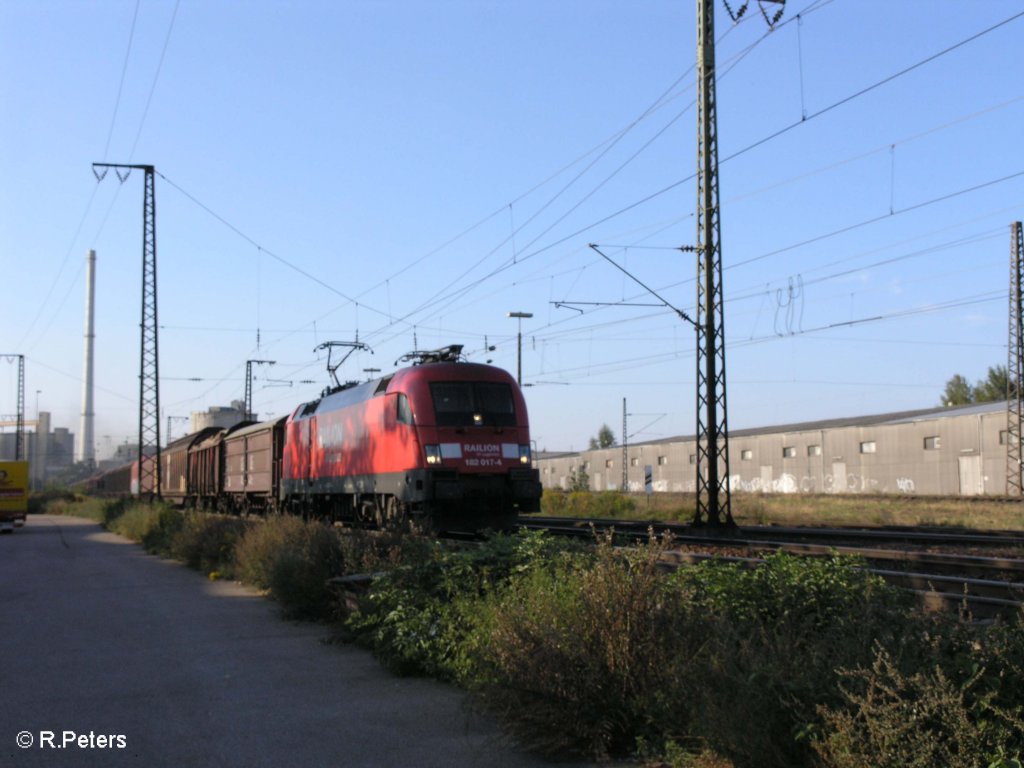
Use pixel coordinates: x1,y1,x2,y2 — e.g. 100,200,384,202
127,0,181,160
720,9,1024,167
101,0,141,160
729,170,1024,271
156,172,394,324
483,9,1024,287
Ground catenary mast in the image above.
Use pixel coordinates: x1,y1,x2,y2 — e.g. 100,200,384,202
693,0,784,525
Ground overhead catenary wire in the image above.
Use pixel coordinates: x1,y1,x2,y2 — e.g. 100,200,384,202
127,0,1000,373
101,0,141,161
127,0,181,161
43,2,1020,432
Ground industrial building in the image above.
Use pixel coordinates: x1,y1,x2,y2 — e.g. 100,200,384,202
0,412,75,488
190,401,247,433
535,400,1016,497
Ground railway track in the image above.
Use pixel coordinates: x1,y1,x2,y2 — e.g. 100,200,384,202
515,515,1024,619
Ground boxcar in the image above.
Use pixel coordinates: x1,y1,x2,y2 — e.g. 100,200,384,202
160,427,223,504
222,417,287,513
188,427,229,509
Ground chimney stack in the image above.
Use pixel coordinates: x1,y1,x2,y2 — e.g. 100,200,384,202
77,249,96,466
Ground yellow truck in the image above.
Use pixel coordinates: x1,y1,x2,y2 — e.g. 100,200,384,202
0,461,29,533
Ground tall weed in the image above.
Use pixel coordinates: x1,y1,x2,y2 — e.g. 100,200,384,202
464,547,917,766
666,553,914,767
170,514,250,576
466,535,694,758
815,647,1024,768
346,530,579,679
235,516,343,619
108,502,166,542
814,615,1024,767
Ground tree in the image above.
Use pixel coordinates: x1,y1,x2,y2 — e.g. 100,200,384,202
588,423,617,450
975,365,1014,403
941,365,1018,406
568,464,590,491
941,374,975,406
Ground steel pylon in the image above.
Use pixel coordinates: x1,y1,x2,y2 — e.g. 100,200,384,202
1008,221,1024,496
2,354,25,460
694,0,732,526
93,163,161,497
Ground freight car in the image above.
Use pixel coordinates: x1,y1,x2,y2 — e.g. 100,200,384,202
221,417,287,514
83,346,542,532
160,427,224,503
86,459,139,496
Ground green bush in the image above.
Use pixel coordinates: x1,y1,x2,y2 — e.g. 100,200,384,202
465,535,690,758
235,515,305,588
41,494,110,522
140,507,184,555
459,547,918,766
108,502,165,542
346,530,578,680
815,647,1024,768
813,615,1024,768
235,516,343,619
347,542,500,678
100,497,131,527
170,514,250,577
27,488,75,515
335,527,428,577
664,553,914,768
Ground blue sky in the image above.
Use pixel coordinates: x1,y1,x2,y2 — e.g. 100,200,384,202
2,0,1023,456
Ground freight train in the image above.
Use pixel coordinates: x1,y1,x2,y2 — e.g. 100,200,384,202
87,346,542,532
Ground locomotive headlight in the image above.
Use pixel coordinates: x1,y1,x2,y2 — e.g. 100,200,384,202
473,413,483,426
518,444,531,465
425,445,442,465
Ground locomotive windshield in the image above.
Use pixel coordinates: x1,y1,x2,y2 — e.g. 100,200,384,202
430,382,517,427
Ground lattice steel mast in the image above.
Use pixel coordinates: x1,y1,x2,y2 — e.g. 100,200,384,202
1008,221,1024,496
245,360,276,421
622,398,628,492
694,0,730,525
93,163,161,497
2,354,25,460
693,0,784,525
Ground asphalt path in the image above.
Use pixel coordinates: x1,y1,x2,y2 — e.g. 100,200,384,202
0,515,563,767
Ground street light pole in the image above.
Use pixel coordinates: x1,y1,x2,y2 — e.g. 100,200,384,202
507,311,533,385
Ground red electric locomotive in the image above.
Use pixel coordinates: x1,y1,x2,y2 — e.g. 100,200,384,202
281,345,541,531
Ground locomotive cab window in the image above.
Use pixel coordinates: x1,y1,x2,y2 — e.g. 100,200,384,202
430,382,516,427
396,393,413,425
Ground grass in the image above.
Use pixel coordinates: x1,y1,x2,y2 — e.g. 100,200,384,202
538,489,1024,530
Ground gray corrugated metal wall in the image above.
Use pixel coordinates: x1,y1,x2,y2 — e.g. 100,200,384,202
536,406,1012,497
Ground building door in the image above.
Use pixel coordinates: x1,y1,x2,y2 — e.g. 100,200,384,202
831,462,847,493
958,455,983,496
759,465,772,492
